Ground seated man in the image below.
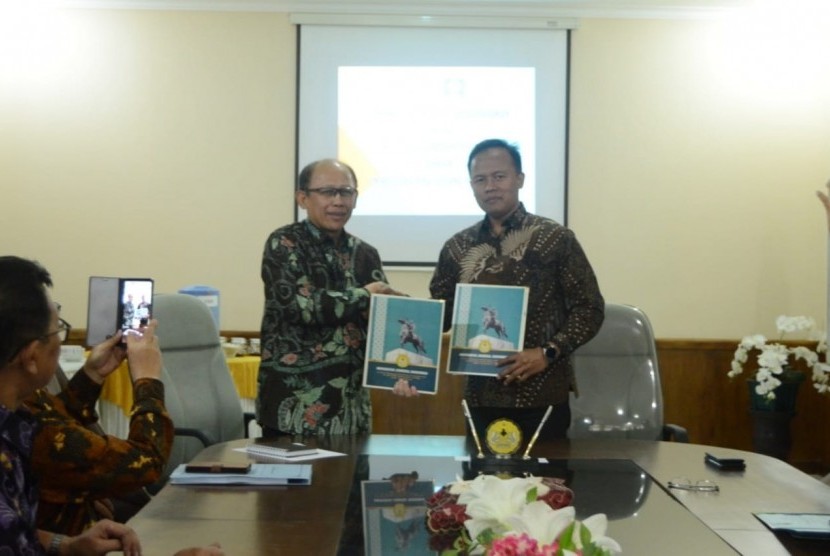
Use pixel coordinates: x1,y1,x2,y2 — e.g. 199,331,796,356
0,255,224,555
24,323,174,535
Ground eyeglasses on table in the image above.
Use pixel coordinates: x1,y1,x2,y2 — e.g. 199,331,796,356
667,477,719,492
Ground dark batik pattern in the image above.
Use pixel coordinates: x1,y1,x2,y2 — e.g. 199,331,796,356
430,203,605,408
257,220,387,435
0,406,43,555
25,372,173,535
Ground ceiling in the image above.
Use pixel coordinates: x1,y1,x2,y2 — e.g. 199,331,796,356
61,0,756,20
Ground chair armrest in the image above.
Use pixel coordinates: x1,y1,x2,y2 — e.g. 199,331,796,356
662,424,689,443
243,412,256,439
174,427,216,447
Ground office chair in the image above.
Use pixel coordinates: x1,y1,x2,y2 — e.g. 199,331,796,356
568,303,688,442
152,293,253,481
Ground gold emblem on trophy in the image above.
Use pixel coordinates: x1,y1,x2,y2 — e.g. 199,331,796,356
485,418,523,457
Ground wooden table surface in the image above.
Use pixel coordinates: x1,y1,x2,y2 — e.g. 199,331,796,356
128,435,830,555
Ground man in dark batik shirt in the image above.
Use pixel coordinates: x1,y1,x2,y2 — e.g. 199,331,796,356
428,139,605,442
0,256,144,555
257,159,404,437
25,331,174,535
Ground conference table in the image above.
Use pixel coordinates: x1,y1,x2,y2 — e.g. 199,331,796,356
126,435,830,555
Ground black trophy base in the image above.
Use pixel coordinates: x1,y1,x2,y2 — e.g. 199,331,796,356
465,454,545,478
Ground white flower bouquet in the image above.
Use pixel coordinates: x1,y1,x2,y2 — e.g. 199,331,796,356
728,315,830,399
425,474,621,556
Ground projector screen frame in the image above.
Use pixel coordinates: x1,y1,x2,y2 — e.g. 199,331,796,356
294,16,573,267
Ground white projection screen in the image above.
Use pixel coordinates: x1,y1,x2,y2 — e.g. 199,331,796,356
297,23,570,266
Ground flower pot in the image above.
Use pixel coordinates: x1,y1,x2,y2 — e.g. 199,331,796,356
747,371,805,460
747,370,805,412
750,410,794,460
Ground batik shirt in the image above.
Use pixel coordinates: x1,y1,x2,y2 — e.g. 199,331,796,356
24,371,173,535
257,220,387,435
430,203,605,408
0,404,43,555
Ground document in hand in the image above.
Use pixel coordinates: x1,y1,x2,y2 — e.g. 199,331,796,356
169,463,312,485
448,283,528,376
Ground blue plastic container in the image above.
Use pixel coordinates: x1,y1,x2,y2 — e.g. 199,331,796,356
178,285,220,329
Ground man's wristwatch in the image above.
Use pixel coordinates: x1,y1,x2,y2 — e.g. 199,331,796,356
543,344,558,363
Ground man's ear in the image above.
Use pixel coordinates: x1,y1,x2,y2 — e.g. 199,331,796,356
296,190,308,209
13,339,42,377
517,172,525,189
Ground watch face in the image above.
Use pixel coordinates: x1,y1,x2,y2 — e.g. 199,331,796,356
545,346,557,360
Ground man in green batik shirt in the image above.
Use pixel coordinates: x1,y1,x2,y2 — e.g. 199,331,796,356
256,159,404,437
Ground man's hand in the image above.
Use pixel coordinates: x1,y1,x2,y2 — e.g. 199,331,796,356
83,332,127,384
497,347,548,385
392,378,419,397
364,281,408,297
64,519,141,556
126,319,163,382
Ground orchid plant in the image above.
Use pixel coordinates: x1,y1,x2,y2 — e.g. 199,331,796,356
728,315,830,399
427,474,621,556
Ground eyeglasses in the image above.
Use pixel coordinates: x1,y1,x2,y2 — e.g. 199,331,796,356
305,187,357,200
667,477,719,492
42,318,72,343
471,172,512,187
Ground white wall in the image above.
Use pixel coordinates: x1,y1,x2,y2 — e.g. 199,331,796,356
2,5,829,339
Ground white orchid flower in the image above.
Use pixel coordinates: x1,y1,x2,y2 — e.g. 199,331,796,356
460,475,545,539
579,513,623,554
499,502,575,546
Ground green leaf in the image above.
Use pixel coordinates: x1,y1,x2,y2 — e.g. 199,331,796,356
527,485,538,503
295,386,324,404
328,377,348,389
558,522,576,549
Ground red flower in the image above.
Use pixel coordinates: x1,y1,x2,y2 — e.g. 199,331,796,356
489,533,541,556
537,478,574,509
343,322,363,348
425,486,469,534
280,353,298,365
304,401,329,427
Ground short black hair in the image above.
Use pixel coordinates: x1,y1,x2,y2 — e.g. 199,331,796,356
467,139,523,175
0,256,53,368
297,159,358,192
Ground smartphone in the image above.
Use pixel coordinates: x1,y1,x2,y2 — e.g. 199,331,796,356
705,452,746,471
184,462,251,474
86,276,153,347
118,278,154,336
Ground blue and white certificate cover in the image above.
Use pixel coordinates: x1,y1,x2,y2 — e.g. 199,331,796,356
448,284,528,376
363,295,445,395
361,478,435,556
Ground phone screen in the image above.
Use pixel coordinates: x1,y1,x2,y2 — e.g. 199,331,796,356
119,279,154,334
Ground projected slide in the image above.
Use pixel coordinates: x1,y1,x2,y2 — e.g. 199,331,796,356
337,66,536,217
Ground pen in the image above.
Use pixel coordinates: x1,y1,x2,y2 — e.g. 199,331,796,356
462,399,485,459
522,405,553,460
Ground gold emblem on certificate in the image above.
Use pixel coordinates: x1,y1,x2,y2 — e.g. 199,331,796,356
485,418,523,456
